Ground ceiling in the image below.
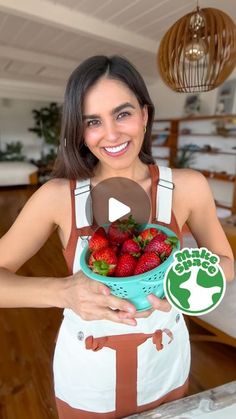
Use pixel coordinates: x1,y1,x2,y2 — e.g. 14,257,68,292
0,0,235,101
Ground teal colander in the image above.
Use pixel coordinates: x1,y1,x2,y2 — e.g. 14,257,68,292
80,223,180,311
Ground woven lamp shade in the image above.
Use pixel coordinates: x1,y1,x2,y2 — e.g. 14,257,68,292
158,7,236,93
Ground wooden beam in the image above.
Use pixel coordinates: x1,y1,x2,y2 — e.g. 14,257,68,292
0,77,63,101
0,0,157,53
0,45,77,70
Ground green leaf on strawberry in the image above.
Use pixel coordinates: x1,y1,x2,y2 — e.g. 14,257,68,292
108,214,140,245
93,260,116,276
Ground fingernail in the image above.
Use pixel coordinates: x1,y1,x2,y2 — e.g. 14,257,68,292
119,312,131,319
147,294,158,302
102,288,110,296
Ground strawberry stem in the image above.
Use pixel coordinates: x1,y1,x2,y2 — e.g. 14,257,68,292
166,237,179,246
93,260,109,276
118,214,140,232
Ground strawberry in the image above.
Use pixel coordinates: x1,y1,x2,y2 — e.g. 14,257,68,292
108,215,139,245
144,236,178,260
115,254,137,277
138,228,167,247
110,244,120,255
134,252,161,275
89,247,117,276
89,227,109,252
138,228,159,243
154,231,168,242
121,238,141,257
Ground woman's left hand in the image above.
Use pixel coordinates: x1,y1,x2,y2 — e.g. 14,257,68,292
118,295,172,321
136,295,172,318
147,294,172,312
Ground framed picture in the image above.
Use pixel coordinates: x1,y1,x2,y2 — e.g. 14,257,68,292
183,94,201,116
215,79,236,115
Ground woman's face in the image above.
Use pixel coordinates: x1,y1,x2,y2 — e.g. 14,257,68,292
82,77,148,172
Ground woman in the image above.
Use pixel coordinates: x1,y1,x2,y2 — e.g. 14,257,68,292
0,55,234,418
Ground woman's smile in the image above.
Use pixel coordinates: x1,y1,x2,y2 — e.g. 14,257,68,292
102,141,130,157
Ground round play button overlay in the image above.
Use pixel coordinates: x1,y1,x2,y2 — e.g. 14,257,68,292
108,197,131,222
85,177,151,229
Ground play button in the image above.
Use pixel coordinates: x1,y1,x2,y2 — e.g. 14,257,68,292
108,198,131,222
85,177,151,229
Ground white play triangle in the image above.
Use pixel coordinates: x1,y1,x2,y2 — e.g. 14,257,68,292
108,197,131,222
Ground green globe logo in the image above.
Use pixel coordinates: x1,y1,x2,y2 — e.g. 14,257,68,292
164,247,226,315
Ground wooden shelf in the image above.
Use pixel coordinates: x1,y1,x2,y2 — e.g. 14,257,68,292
195,169,235,182
152,115,236,213
179,114,236,122
179,133,236,138
154,114,236,123
214,201,232,210
178,148,236,156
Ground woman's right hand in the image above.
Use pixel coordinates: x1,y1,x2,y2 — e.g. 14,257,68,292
61,271,138,326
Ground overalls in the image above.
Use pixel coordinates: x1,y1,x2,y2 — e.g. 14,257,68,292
53,164,191,418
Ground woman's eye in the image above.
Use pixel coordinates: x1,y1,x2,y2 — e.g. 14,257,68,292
86,119,100,127
117,111,131,120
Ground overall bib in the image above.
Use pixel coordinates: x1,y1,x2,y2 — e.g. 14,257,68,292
53,164,191,418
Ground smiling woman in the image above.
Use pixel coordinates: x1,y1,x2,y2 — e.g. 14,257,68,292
82,78,148,175
53,55,155,180
0,55,234,419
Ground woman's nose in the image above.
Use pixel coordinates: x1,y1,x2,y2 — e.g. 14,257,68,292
103,120,120,142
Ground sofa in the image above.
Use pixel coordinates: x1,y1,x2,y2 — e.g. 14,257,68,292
0,161,38,186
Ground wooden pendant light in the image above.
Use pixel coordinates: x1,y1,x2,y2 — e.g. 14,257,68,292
158,7,236,93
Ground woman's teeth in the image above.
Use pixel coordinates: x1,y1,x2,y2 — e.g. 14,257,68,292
104,142,128,153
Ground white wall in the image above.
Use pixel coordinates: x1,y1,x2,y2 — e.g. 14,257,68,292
148,68,236,119
0,98,50,160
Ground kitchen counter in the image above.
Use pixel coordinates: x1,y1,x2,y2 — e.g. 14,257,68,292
125,381,236,418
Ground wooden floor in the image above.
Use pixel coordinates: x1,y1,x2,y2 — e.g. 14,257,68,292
0,186,236,418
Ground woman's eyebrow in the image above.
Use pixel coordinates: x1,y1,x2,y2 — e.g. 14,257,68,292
82,102,135,120
112,102,135,115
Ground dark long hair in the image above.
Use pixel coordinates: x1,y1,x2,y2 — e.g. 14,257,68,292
53,55,155,179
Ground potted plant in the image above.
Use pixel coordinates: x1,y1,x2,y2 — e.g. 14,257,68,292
28,102,61,181
174,144,196,168
0,141,25,161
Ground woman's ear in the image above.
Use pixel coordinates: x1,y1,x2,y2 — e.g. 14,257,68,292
142,105,148,127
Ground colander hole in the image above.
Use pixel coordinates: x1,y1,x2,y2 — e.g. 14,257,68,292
110,285,128,297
